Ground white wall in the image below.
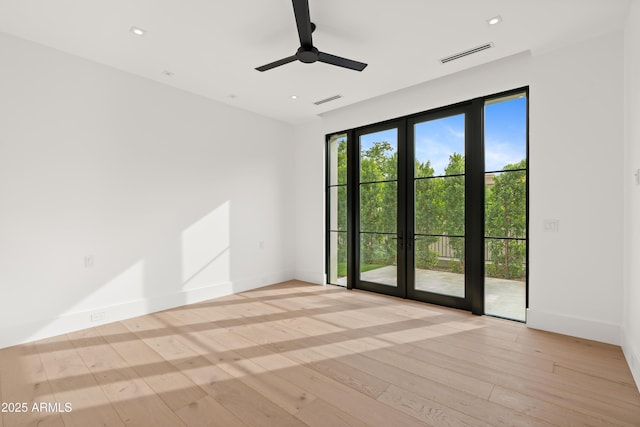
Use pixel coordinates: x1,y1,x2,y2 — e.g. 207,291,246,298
294,31,626,345
624,0,640,390
293,119,325,284
0,32,295,349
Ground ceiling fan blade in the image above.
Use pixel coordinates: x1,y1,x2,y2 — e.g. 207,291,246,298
317,52,368,71
292,0,313,47
255,55,298,72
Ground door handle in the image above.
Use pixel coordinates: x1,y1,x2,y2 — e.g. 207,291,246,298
391,233,404,249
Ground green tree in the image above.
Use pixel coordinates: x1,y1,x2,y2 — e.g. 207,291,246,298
359,141,396,264
336,139,348,231
337,138,347,185
336,139,348,271
485,159,527,279
442,153,465,272
414,160,442,269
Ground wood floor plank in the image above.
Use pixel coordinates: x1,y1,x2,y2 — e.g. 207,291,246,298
66,328,187,427
298,323,495,400
0,343,65,427
121,314,306,427
36,334,124,427
255,297,496,401
276,361,427,427
1,281,639,427
97,321,208,412
200,319,426,426
488,384,616,427
308,358,389,399
156,310,318,416
173,395,249,427
160,308,398,420
552,364,640,405
408,332,554,374
377,384,494,427
330,346,544,426
404,336,640,424
0,371,4,427
294,397,370,427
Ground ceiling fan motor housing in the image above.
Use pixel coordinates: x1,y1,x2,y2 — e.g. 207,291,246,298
297,46,319,63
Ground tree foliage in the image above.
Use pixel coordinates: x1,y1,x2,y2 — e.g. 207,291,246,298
442,153,465,272
359,142,397,264
334,140,526,280
485,159,527,279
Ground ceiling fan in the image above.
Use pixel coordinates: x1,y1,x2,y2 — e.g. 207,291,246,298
255,0,368,72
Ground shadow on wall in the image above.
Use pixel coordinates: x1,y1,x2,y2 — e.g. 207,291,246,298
0,200,234,349
0,30,294,350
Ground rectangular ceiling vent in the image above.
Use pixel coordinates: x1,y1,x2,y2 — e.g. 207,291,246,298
440,42,494,64
314,94,343,106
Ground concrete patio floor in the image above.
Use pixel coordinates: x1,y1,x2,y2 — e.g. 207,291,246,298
341,265,525,321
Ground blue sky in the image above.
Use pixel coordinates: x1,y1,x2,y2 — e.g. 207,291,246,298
414,114,465,175
360,96,526,175
360,128,398,156
484,97,527,171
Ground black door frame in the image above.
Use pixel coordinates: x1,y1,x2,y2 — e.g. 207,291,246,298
326,87,528,318
352,119,406,298
405,102,483,313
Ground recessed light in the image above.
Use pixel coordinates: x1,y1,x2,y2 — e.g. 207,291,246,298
487,16,502,26
130,26,147,36
290,95,298,100
161,70,174,77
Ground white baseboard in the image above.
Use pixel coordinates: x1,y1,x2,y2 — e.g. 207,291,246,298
622,328,640,392
526,308,621,345
230,270,295,293
0,273,293,350
294,270,325,284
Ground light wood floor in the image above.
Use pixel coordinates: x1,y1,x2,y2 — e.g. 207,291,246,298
1,281,639,426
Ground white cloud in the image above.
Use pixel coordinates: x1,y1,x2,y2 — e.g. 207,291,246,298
485,138,526,171
415,135,463,176
445,125,465,140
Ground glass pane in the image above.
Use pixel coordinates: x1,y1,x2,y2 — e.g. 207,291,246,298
359,233,397,287
485,170,526,239
360,129,398,182
485,238,526,321
484,93,527,172
360,181,397,233
328,232,347,286
414,114,465,177
328,134,348,185
414,236,464,297
415,176,464,235
329,185,347,231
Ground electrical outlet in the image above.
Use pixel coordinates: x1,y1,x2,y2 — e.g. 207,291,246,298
90,311,106,322
259,241,264,249
543,219,559,232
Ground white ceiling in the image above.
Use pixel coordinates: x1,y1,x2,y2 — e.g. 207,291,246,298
0,0,631,124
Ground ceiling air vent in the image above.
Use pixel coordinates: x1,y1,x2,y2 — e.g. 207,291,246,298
314,94,343,106
440,43,494,64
